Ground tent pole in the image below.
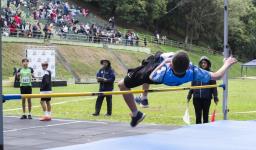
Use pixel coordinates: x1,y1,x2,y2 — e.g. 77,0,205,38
241,66,243,77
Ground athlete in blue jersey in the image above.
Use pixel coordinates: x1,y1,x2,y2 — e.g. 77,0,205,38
118,50,237,127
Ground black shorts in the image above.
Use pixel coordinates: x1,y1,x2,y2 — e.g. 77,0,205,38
40,91,52,102
41,98,51,102
124,53,162,89
20,86,32,94
124,72,160,89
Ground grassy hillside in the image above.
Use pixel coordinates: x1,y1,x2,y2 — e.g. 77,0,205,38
57,45,149,79
2,43,149,80
2,43,72,80
3,42,255,81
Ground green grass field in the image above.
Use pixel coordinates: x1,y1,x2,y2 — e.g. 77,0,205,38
3,79,256,126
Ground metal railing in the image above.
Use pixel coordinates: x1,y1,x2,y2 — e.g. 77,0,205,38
2,27,223,55
1,27,194,49
1,27,147,47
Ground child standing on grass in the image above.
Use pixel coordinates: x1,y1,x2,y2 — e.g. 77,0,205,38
40,62,52,121
18,58,34,119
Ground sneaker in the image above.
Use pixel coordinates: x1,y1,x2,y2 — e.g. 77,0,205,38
40,116,51,121
20,115,27,119
104,113,111,117
134,96,142,104
92,113,99,116
27,115,32,119
130,111,146,127
140,99,149,108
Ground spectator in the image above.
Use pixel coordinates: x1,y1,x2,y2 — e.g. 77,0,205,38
24,22,32,37
144,37,147,47
0,17,4,28
92,60,115,116
13,13,22,27
9,21,17,36
187,56,219,124
162,35,167,45
109,16,115,29
135,34,139,46
82,8,89,17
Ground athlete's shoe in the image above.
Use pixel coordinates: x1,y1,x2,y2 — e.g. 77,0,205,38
40,116,51,121
27,115,32,119
130,111,146,127
20,115,27,119
140,99,149,108
135,96,149,108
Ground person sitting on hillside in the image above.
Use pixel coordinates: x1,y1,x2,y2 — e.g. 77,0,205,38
82,8,89,17
118,50,237,127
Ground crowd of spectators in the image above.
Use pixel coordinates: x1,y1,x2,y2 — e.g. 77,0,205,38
0,0,169,46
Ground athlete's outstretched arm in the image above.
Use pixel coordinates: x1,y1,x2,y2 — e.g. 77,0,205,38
210,56,237,80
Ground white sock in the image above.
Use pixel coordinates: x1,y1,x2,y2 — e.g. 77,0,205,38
48,112,51,116
28,112,31,115
44,111,48,116
132,110,138,117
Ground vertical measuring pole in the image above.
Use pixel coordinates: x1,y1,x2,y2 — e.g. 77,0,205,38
223,0,229,120
0,9,4,150
0,1,4,149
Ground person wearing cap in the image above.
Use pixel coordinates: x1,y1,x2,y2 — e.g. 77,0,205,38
17,58,34,119
39,62,52,121
92,60,115,116
187,56,219,124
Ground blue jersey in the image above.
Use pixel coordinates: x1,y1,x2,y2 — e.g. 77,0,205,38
150,64,211,86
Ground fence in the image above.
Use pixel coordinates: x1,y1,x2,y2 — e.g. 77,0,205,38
2,27,231,60
1,27,195,50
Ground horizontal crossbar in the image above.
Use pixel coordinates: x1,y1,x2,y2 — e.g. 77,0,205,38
3,84,224,100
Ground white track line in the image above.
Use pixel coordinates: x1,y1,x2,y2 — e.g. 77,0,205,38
4,116,108,124
228,110,256,114
3,97,96,112
4,121,83,133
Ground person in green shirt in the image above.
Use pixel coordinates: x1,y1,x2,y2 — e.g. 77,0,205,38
17,58,34,119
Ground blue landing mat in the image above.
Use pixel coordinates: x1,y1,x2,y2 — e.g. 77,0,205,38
48,120,256,150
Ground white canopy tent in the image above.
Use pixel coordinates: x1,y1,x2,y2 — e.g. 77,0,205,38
241,59,256,77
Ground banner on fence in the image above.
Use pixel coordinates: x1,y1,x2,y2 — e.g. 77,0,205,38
26,46,56,78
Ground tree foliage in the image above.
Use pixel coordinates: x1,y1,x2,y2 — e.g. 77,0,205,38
92,0,256,60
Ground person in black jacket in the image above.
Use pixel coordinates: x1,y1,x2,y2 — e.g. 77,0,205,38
92,60,115,116
187,56,219,124
39,62,52,121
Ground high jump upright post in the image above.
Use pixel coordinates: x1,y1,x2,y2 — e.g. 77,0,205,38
223,0,229,120
0,1,4,147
